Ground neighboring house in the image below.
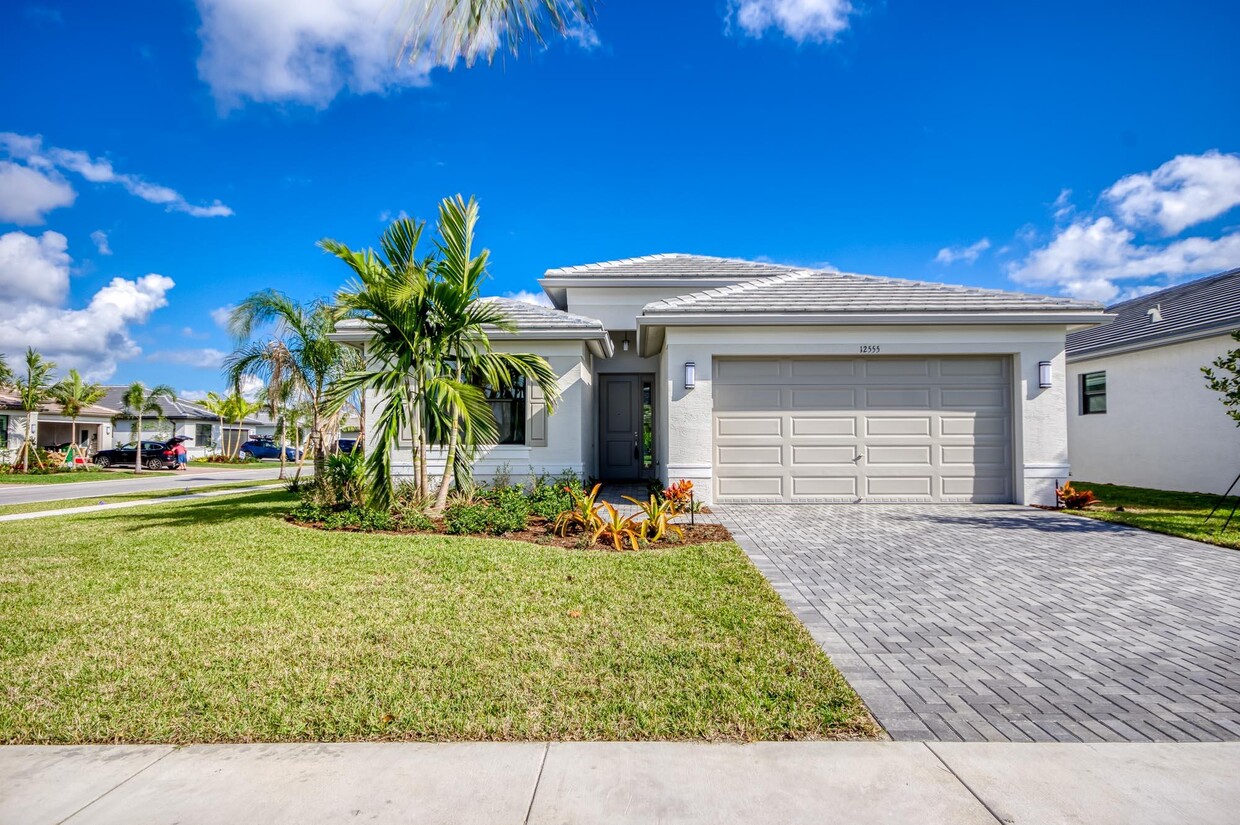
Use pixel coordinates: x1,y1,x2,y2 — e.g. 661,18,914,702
1066,268,1240,495
0,392,119,457
330,254,1107,506
98,387,261,458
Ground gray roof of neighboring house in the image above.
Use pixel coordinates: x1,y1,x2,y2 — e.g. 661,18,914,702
543,253,806,280
1066,268,1240,358
98,387,262,425
642,269,1103,315
0,393,117,418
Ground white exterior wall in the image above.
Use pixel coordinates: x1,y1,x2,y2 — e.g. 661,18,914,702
377,339,594,487
658,324,1072,506
1067,334,1240,494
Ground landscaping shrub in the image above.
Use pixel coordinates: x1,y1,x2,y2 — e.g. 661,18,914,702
322,507,393,531
529,470,585,520
444,498,529,535
1057,481,1099,510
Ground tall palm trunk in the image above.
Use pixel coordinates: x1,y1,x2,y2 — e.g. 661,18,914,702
22,415,32,473
134,415,143,473
434,361,465,510
277,413,287,480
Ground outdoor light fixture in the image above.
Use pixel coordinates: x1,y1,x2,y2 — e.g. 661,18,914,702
1038,360,1053,389
623,332,630,352
684,361,696,389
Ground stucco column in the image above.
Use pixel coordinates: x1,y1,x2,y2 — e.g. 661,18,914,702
664,341,715,503
1016,346,1069,506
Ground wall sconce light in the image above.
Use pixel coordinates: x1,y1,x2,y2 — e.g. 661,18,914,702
622,332,630,352
1038,360,1053,389
684,361,696,389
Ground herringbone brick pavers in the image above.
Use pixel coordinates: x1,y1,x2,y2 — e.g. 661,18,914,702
715,504,1240,743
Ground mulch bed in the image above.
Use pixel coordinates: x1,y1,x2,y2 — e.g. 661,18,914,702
287,513,733,549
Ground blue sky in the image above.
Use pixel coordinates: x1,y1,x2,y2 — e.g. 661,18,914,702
1,0,1238,395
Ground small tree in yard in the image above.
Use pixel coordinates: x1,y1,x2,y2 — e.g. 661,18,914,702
50,369,105,466
114,383,176,473
1203,330,1240,426
11,348,58,472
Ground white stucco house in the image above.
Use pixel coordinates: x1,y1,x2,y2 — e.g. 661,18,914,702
0,393,119,458
331,254,1108,506
1066,267,1240,495
99,387,261,458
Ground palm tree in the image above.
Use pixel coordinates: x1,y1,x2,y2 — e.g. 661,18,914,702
50,369,105,465
326,195,560,509
199,391,228,456
227,340,296,477
219,392,262,458
398,0,593,67
227,293,350,475
114,382,175,473
0,352,12,389
12,348,57,472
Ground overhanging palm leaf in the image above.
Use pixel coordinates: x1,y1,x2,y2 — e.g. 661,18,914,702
398,0,594,67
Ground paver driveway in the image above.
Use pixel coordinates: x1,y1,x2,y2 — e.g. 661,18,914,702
714,504,1240,743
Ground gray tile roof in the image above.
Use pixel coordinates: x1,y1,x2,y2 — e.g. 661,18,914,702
544,253,806,280
1067,267,1240,357
480,298,605,332
98,386,260,424
642,269,1103,315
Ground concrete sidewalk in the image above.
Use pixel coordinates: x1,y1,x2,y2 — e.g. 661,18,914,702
3,742,1236,824
0,484,280,522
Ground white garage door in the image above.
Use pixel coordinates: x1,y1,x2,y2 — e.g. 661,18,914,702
713,357,1012,503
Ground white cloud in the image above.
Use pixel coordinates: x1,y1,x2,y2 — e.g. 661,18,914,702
564,22,600,50
728,0,855,43
0,132,233,218
1104,150,1240,236
1008,215,1240,303
1008,151,1240,302
500,289,552,307
210,305,234,329
194,0,438,110
934,238,991,265
0,161,76,224
90,229,112,255
147,348,228,369
0,230,71,304
0,231,173,380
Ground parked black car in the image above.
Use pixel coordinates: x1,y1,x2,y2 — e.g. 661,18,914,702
336,437,359,454
93,440,179,470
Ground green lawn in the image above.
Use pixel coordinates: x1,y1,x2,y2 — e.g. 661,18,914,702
0,480,283,517
0,491,876,744
1068,480,1240,551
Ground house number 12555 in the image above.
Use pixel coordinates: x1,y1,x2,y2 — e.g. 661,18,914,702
859,345,881,354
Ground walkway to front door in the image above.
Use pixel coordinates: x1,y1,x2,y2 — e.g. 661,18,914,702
714,503,1240,743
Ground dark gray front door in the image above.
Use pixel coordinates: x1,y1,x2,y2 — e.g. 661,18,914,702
599,374,644,480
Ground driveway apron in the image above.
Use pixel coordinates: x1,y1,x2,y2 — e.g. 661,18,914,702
715,503,1240,742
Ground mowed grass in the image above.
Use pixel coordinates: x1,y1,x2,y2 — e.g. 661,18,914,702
0,491,876,744
0,481,283,517
1070,481,1240,551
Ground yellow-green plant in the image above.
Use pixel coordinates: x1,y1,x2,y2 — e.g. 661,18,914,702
553,482,603,536
622,494,684,543
592,501,643,551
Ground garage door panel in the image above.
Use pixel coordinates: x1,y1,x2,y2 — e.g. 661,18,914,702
714,357,1012,504
865,416,931,436
791,416,855,436
716,476,783,499
865,387,931,408
864,359,930,377
716,416,782,437
866,476,933,497
941,415,1007,436
790,359,856,378
714,385,783,411
717,445,783,466
791,476,858,497
790,388,856,409
866,445,932,465
941,387,1008,409
791,445,858,465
